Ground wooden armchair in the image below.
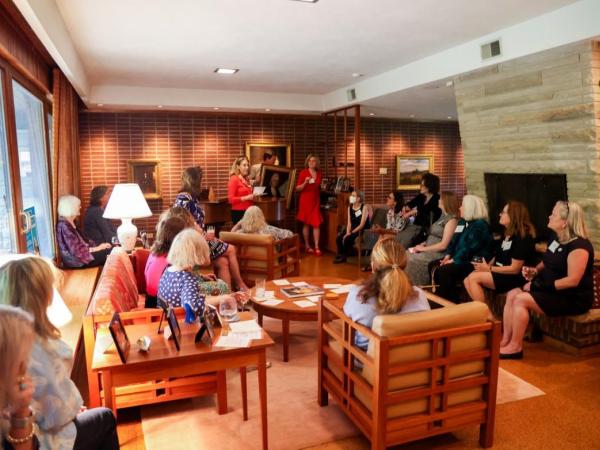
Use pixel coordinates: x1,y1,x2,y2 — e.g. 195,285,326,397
318,300,500,449
219,232,300,285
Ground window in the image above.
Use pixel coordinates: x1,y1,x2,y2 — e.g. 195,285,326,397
0,72,16,253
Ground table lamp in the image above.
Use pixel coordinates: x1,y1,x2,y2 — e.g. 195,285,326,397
103,183,152,252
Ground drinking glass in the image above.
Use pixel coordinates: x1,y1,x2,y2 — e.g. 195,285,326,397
219,297,239,322
471,256,484,264
255,278,266,300
236,288,250,311
522,266,537,281
111,236,119,246
206,226,215,240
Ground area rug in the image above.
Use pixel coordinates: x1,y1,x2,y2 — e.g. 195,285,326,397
141,318,544,450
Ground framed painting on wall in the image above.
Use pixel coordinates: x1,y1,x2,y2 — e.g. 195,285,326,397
245,142,292,168
258,165,297,209
396,155,433,191
127,160,161,199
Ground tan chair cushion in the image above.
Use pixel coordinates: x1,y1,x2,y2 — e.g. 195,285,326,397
219,231,273,246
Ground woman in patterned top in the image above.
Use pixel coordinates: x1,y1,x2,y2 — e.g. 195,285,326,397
231,206,293,240
0,256,119,450
174,166,248,291
158,229,236,322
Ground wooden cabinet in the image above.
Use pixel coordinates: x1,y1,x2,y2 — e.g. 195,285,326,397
320,192,351,252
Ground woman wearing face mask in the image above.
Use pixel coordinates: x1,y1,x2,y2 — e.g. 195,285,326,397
334,190,371,264
228,156,256,224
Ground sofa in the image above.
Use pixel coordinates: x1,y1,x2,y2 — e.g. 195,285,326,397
318,297,500,449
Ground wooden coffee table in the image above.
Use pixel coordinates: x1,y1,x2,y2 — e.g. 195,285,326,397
250,276,352,362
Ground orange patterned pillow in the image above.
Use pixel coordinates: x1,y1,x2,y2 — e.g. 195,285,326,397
89,251,139,315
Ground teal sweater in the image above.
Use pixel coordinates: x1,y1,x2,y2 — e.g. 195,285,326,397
445,218,493,265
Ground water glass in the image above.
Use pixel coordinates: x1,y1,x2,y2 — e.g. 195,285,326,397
255,278,266,300
471,256,484,264
111,236,119,246
206,226,215,239
219,297,238,323
522,266,537,281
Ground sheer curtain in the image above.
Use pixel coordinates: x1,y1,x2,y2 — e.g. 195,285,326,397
0,73,16,254
13,81,54,257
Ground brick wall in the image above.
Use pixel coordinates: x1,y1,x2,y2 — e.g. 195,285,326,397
79,111,464,232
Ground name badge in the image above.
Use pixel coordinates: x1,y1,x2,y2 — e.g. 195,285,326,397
495,262,504,267
501,240,512,251
455,225,465,233
355,209,362,217
548,240,560,253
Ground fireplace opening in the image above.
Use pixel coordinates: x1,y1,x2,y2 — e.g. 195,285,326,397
484,173,568,243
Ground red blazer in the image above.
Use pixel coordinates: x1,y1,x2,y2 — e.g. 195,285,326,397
228,175,253,211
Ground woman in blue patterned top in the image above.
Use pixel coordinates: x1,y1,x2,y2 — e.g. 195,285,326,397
0,256,119,450
158,228,236,322
174,166,248,291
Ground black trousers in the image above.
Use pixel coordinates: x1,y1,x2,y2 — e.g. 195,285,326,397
336,231,359,257
433,262,474,303
73,407,119,450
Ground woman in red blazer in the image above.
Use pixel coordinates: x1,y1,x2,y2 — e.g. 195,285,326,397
228,156,255,224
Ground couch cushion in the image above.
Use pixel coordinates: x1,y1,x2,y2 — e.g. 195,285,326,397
219,231,273,246
88,250,139,315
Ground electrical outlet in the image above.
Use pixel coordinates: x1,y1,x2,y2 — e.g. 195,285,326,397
379,167,388,175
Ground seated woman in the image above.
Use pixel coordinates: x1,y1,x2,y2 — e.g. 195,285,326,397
361,190,406,270
145,208,229,308
56,195,112,268
82,185,117,245
343,238,430,351
500,201,594,359
334,190,371,264
0,256,119,450
230,206,293,240
464,201,536,305
0,305,37,450
405,191,459,286
397,173,442,249
174,166,248,291
158,229,236,322
433,194,493,302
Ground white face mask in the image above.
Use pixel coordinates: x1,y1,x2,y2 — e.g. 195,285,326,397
349,196,357,204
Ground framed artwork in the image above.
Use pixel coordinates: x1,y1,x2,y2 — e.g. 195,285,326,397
258,165,297,209
108,312,130,364
245,142,292,168
166,307,182,351
127,160,161,199
396,155,433,191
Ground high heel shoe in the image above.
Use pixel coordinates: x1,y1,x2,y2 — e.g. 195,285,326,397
499,350,523,360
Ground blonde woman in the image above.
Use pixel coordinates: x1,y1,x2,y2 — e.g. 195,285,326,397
231,206,293,240
158,229,236,322
343,238,430,350
433,194,493,302
228,156,255,224
0,305,37,450
500,201,594,359
295,154,323,255
0,256,119,450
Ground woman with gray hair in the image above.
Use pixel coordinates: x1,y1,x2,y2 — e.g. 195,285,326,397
334,189,371,264
56,195,112,268
0,305,37,449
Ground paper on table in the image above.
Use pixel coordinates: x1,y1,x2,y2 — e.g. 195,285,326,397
272,279,290,286
294,300,316,308
96,334,114,354
264,290,275,298
262,299,284,306
306,296,321,302
229,320,261,333
323,283,342,289
332,284,354,294
214,334,250,348
292,281,309,287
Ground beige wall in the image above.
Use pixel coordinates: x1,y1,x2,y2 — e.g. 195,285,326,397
454,40,600,247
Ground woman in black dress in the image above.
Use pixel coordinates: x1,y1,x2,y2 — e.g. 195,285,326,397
499,201,594,359
334,190,371,264
463,201,536,307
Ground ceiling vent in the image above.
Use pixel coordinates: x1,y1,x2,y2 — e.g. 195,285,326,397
346,88,357,102
481,40,501,60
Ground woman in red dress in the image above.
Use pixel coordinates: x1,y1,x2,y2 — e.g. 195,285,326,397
296,154,323,255
228,156,255,224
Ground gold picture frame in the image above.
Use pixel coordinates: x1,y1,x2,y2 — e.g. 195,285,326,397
259,165,297,209
396,155,433,191
127,160,161,199
245,142,292,168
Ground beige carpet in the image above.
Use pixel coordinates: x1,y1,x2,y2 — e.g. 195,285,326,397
141,318,544,450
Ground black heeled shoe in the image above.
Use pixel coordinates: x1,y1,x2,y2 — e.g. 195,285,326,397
499,350,523,360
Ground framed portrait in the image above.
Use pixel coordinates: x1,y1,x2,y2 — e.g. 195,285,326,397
245,142,292,168
259,165,297,209
166,307,182,351
108,312,130,364
396,155,433,191
127,160,161,199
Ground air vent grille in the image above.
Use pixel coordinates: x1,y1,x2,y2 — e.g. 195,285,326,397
481,40,501,60
346,88,356,102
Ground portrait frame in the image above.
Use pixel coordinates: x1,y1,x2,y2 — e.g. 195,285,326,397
108,312,130,364
259,165,298,209
245,142,292,168
127,159,161,199
396,155,433,191
166,307,182,351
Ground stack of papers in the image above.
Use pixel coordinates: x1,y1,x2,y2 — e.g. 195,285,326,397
272,279,290,286
323,283,342,289
294,300,316,308
306,296,321,302
331,284,354,294
262,299,284,306
214,334,250,348
215,320,263,347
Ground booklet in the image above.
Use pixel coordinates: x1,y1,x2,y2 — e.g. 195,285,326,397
280,284,325,298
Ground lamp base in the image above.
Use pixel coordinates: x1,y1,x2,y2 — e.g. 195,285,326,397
117,218,138,252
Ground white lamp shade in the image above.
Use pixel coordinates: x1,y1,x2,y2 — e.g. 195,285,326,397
103,183,152,219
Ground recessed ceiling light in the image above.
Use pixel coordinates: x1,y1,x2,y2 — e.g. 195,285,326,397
213,107,220,110
97,103,104,107
265,108,271,112
352,73,363,78
214,68,238,75
290,0,319,3
368,112,375,116
157,105,163,109
447,115,453,119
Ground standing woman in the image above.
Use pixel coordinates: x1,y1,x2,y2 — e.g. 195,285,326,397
228,156,255,225
82,185,117,245
174,167,248,291
296,154,323,255
499,201,594,359
334,190,371,264
464,201,536,304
